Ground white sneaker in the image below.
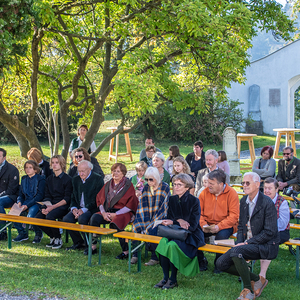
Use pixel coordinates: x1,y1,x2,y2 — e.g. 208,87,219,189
46,237,55,248
52,238,63,249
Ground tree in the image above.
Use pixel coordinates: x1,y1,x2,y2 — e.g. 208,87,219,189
0,0,294,158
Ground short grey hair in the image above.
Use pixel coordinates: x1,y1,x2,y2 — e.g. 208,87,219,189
78,160,93,170
172,173,194,189
144,167,161,184
153,152,165,163
244,172,260,182
205,149,219,160
283,146,294,153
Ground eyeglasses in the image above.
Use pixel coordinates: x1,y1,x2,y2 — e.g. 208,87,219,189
145,178,154,182
241,181,252,186
283,152,291,155
75,155,83,159
173,183,184,187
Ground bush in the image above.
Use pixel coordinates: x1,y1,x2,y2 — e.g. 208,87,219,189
139,93,246,144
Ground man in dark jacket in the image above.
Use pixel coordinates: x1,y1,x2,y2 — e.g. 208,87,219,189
276,146,300,191
0,148,20,240
216,172,279,300
64,160,104,254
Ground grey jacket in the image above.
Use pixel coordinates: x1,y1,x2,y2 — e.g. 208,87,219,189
277,157,300,186
252,158,276,179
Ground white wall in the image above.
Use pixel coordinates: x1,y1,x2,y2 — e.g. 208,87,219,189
227,39,300,135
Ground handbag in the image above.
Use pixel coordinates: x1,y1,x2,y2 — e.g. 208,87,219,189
157,224,190,242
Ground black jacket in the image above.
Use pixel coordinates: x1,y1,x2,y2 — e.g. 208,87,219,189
185,151,206,178
68,157,104,179
237,192,280,260
276,157,300,186
0,161,19,202
167,191,205,248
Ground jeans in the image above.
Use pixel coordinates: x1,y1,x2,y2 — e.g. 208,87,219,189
0,196,15,229
14,204,42,236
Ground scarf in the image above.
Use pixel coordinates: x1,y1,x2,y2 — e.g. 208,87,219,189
106,176,127,207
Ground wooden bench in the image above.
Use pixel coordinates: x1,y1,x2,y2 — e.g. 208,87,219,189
113,231,231,273
0,213,117,267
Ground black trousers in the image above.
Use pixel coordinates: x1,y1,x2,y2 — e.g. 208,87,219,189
35,205,69,239
90,213,128,251
63,211,93,245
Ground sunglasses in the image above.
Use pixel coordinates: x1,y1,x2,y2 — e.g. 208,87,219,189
75,155,83,159
145,178,154,182
283,153,291,155
241,181,251,186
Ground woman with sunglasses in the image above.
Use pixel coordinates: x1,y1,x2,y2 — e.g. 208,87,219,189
154,174,205,289
131,167,170,266
252,146,276,191
68,147,104,179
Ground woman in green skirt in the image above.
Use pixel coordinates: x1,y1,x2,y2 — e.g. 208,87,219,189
154,173,205,290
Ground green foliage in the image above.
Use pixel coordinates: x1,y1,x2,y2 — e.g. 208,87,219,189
142,91,246,144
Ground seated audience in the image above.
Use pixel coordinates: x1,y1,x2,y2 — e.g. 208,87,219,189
172,156,195,195
216,172,279,300
154,174,205,289
152,152,170,184
276,146,300,191
13,160,45,243
35,155,72,249
131,167,170,265
69,124,96,159
141,145,156,167
195,149,230,196
27,147,52,178
68,147,104,179
130,161,148,198
257,177,290,288
63,160,104,254
217,150,230,175
252,146,276,191
90,163,138,259
0,148,19,241
164,145,182,176
139,137,161,161
185,140,206,179
198,170,239,273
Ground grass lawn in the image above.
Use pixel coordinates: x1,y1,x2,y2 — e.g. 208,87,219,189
1,117,300,299
0,227,300,300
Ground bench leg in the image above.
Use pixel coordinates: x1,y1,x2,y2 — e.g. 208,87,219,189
98,236,102,265
87,233,92,267
137,246,141,273
297,246,299,279
7,223,12,249
128,240,132,273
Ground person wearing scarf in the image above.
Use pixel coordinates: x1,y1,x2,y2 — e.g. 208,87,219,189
90,163,138,259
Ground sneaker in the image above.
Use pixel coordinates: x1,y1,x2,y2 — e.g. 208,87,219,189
52,238,63,249
199,256,208,271
251,276,268,297
13,234,29,242
237,288,255,300
32,233,43,244
145,259,159,266
0,231,7,241
46,237,55,248
131,257,138,264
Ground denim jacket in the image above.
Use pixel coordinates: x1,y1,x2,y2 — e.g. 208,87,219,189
17,174,46,208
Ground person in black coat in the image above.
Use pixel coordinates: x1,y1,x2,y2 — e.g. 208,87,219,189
63,160,104,254
0,148,19,240
68,147,104,179
185,140,206,179
154,174,205,290
216,172,279,300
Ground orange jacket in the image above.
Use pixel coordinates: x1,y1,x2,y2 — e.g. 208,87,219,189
199,184,239,232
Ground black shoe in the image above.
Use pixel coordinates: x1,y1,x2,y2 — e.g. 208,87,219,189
115,252,128,260
13,234,29,242
52,238,63,249
162,279,178,290
32,233,43,244
66,242,85,251
154,279,167,288
84,247,97,255
199,256,208,271
0,232,7,241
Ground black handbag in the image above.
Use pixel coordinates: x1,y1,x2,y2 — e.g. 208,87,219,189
157,224,190,242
